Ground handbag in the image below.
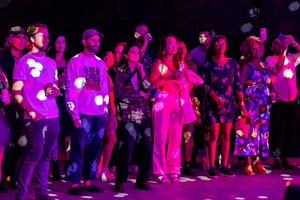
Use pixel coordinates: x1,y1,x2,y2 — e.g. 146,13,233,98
235,116,250,139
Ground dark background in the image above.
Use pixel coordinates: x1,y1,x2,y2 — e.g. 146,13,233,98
0,0,300,59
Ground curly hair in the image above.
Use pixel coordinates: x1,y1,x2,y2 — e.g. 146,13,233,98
240,35,265,64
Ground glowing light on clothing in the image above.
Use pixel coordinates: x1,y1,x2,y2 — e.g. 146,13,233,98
104,94,109,104
27,58,43,77
94,95,103,106
158,64,168,76
36,89,47,101
55,70,58,80
74,77,86,89
66,101,75,111
283,69,293,78
153,101,164,111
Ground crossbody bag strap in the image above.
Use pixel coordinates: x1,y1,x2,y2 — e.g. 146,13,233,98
123,68,138,86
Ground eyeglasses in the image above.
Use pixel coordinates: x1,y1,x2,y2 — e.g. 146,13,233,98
165,42,178,47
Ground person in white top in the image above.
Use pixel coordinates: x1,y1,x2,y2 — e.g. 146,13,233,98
12,23,60,200
65,29,108,196
265,34,300,170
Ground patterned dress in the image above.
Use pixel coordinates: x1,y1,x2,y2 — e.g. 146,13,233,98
203,58,242,124
234,63,271,157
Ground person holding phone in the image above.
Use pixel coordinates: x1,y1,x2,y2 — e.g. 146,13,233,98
265,34,300,170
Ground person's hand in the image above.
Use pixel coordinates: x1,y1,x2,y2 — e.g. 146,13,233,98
1,94,11,106
239,102,249,118
142,33,150,44
49,84,60,97
173,70,184,80
215,97,224,111
73,118,81,128
29,111,44,121
140,91,149,99
282,37,291,51
285,35,295,44
136,62,146,80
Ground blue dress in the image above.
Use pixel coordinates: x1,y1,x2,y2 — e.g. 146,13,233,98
234,63,271,157
203,58,242,124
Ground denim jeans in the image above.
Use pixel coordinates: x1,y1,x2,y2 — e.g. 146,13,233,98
65,113,107,184
16,118,60,200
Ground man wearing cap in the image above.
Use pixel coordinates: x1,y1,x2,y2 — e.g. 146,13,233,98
65,28,108,196
12,23,60,200
0,25,27,189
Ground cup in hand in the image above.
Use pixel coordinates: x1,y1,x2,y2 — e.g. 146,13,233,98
45,83,53,95
1,88,9,102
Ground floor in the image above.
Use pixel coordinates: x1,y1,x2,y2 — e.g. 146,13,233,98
2,154,300,200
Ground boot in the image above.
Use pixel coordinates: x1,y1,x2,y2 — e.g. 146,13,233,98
52,160,61,181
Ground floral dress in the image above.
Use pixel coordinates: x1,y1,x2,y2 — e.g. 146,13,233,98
203,58,242,124
234,63,271,157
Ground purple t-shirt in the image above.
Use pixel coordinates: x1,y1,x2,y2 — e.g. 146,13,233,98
13,53,59,119
65,53,109,120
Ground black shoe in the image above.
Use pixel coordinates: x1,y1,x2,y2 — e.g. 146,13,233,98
181,166,196,176
84,184,103,193
52,175,61,181
37,194,52,200
282,160,295,170
0,183,8,193
274,159,283,170
189,161,199,168
114,183,124,192
135,181,151,190
220,166,234,177
68,186,88,196
51,160,61,181
10,180,18,190
207,167,218,177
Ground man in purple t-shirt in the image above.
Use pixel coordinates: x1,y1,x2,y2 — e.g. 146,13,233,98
12,23,60,200
65,29,108,196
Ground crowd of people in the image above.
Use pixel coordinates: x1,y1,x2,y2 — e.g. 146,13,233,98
0,22,299,199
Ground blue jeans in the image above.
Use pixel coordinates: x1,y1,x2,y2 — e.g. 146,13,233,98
16,118,60,200
66,113,107,184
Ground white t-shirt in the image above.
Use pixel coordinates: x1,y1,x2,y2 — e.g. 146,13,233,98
13,53,59,118
265,53,300,102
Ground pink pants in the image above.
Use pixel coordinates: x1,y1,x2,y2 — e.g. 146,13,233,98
152,92,183,175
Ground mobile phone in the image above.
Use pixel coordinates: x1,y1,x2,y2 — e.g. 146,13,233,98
260,28,267,42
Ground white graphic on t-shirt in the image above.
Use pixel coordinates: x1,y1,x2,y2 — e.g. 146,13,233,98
27,59,43,78
104,95,109,104
67,102,75,111
104,107,108,113
36,89,47,101
283,69,293,78
55,70,58,80
94,95,103,106
74,77,86,89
